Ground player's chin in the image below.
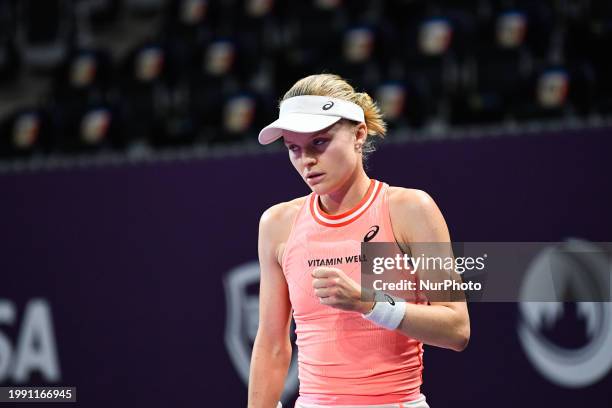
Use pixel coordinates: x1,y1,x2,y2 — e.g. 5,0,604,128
307,177,332,195
307,183,325,195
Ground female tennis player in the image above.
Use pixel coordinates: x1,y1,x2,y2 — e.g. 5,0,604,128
248,74,470,408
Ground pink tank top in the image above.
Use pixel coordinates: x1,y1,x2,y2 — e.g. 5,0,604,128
282,179,424,406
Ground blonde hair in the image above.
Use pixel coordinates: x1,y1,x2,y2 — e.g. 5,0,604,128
282,74,387,157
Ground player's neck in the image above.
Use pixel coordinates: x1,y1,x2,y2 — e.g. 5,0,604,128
318,171,371,215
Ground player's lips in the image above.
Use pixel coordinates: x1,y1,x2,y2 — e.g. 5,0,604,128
306,172,325,184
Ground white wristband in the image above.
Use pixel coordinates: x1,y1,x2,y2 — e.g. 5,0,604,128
362,292,406,330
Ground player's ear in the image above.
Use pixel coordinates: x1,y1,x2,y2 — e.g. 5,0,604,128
354,121,368,144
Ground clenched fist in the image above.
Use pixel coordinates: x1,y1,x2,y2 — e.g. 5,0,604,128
311,267,374,314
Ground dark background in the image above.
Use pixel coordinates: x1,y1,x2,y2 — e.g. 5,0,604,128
1,126,611,407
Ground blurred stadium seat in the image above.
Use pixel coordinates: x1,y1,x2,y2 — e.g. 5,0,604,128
0,107,53,158
15,0,74,71
1,0,611,159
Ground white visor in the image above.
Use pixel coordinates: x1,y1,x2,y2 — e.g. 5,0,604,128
258,95,365,145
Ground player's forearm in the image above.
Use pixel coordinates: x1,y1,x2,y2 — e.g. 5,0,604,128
396,303,469,351
247,339,292,408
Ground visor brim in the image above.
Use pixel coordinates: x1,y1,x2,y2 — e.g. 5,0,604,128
258,113,342,145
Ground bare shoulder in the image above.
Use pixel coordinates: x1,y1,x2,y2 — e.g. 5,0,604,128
387,186,449,242
259,196,308,263
260,196,308,261
260,196,307,232
387,186,437,211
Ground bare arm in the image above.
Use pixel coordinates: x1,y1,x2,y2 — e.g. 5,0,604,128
248,204,295,408
396,300,469,351
389,189,470,352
